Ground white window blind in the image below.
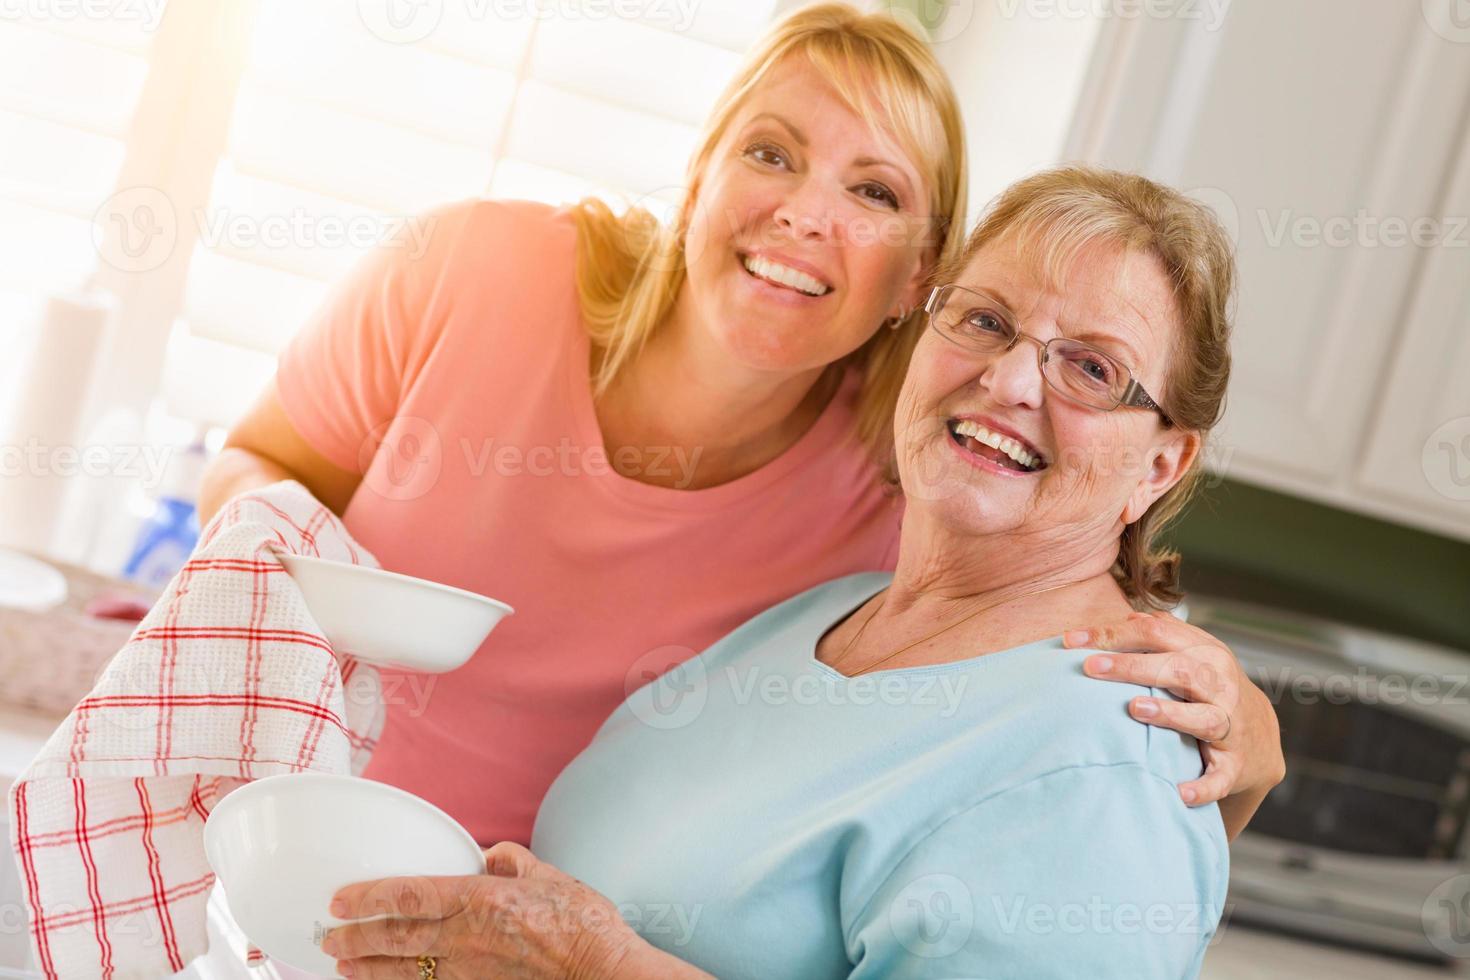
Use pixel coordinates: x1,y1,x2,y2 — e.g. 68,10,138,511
167,0,780,428
0,13,159,358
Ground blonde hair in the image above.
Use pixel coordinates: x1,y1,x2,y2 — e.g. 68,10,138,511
934,165,1235,609
570,1,967,459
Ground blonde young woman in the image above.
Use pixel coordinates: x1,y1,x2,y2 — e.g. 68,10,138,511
202,0,1280,954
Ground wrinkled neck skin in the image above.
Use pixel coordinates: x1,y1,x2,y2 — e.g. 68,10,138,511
594,286,842,490
869,505,1134,657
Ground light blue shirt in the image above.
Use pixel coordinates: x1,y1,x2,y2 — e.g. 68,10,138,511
532,573,1229,979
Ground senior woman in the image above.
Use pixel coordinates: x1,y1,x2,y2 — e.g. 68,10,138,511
321,166,1240,978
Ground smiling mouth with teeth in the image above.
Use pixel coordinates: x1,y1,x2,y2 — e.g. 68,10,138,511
947,419,1047,473
740,252,832,297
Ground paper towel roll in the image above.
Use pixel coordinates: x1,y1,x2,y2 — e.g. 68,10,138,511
0,289,115,556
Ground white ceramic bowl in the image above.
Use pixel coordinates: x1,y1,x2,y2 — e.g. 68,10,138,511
276,554,513,672
204,773,486,976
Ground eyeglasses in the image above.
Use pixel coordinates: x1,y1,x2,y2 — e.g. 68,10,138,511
922,283,1173,427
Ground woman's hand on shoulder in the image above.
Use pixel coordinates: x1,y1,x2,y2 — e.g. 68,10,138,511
1064,610,1286,840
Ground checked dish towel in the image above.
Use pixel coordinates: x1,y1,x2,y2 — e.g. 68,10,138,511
7,480,386,979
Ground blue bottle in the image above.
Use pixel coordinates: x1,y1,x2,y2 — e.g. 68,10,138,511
121,437,208,591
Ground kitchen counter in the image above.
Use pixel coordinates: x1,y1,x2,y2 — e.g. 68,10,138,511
0,707,58,783
0,552,151,719
1202,921,1469,978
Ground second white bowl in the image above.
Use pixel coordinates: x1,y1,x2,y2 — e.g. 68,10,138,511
276,554,513,672
204,773,486,976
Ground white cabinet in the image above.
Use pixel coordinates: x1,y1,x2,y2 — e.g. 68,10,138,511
1063,0,1470,541
1356,126,1470,534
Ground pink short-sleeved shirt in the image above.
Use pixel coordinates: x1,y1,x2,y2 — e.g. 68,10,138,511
275,198,902,846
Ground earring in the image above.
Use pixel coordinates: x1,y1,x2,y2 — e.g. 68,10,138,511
883,307,914,330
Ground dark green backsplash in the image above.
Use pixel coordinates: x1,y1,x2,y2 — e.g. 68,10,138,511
1164,479,1470,654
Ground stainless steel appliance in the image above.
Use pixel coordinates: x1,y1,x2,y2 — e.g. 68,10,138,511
1185,596,1470,962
